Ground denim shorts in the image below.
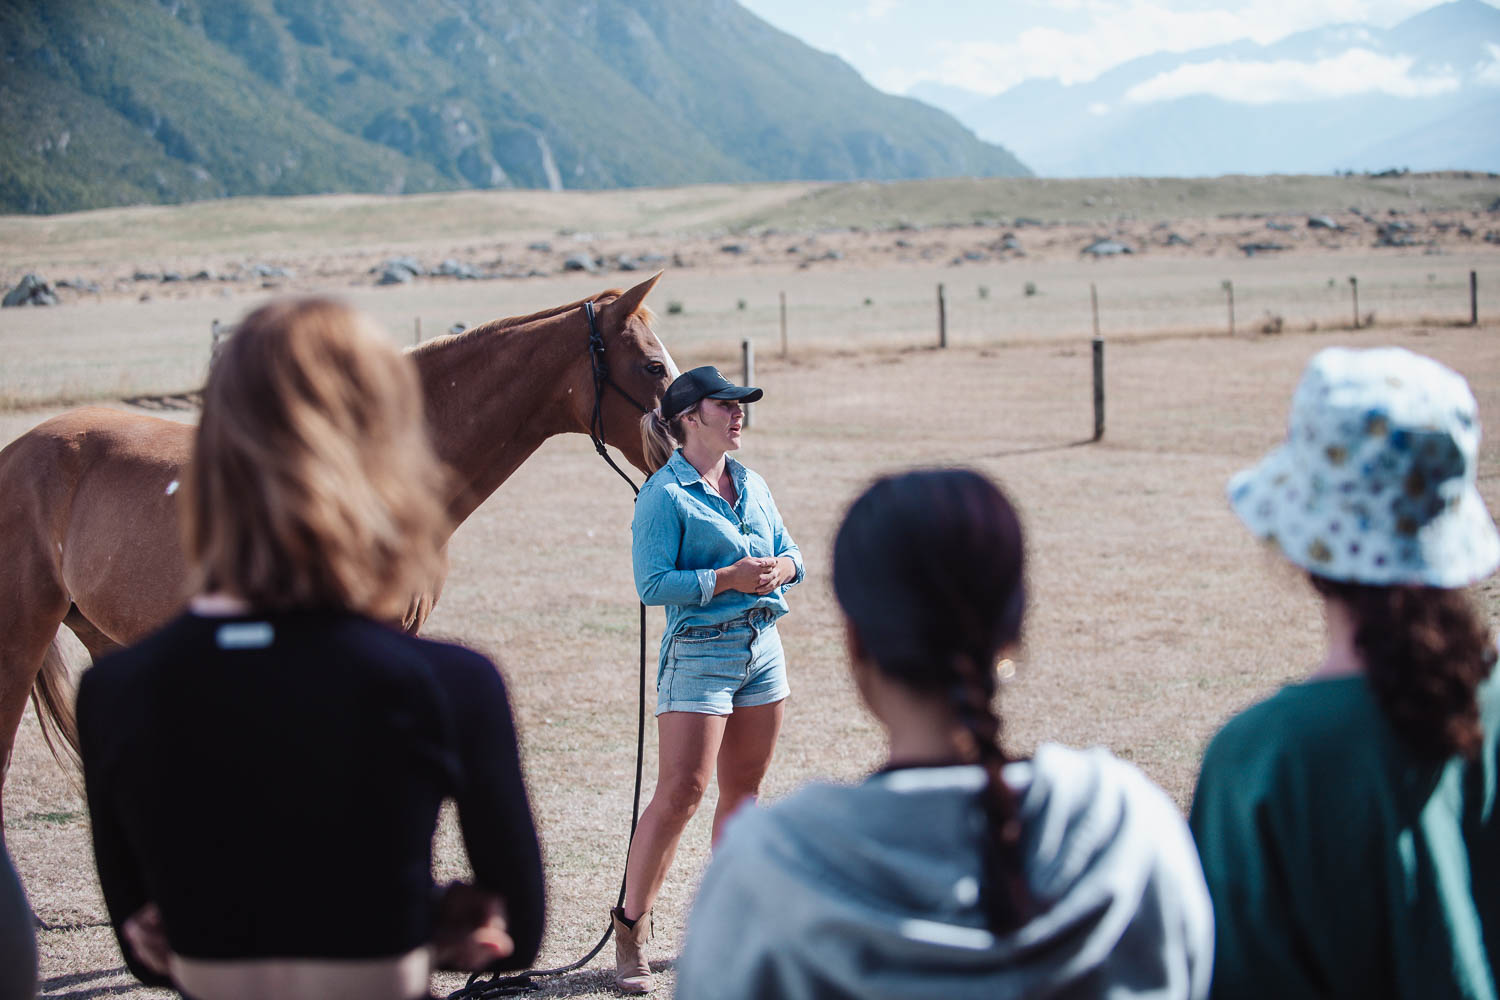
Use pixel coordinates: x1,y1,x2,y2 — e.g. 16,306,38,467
657,608,789,716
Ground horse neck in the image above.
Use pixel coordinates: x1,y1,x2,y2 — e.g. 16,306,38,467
412,315,586,528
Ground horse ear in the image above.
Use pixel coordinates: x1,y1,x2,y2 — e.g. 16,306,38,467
606,271,662,320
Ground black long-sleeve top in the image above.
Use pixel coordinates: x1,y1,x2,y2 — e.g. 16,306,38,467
77,609,546,987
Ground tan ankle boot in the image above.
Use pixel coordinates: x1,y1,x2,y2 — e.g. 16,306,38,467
611,906,654,994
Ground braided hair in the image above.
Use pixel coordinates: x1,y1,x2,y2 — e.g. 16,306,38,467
832,468,1031,932
1310,575,1496,760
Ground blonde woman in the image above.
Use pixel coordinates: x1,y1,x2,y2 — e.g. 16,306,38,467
611,366,803,994
77,298,545,1000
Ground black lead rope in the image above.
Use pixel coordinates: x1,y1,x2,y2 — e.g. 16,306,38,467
449,300,649,999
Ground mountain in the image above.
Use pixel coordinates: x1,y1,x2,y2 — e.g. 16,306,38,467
914,0,1500,177
0,0,1028,214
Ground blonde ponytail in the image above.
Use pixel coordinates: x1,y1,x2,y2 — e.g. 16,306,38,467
641,408,678,474
640,401,703,474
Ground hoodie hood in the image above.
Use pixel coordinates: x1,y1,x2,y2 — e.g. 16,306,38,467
677,743,1211,1000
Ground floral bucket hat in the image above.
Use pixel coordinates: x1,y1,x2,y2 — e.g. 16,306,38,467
1228,346,1500,588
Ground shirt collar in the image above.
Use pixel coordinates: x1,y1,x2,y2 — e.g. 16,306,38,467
667,450,747,491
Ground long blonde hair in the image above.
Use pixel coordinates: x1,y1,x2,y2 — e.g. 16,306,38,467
182,297,450,620
639,401,701,474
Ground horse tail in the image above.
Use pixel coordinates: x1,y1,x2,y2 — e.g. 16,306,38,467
31,633,82,784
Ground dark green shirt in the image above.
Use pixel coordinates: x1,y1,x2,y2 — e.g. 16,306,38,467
1190,674,1500,1000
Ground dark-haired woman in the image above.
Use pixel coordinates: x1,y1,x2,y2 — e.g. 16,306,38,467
1191,346,1500,999
613,366,803,994
676,468,1212,1000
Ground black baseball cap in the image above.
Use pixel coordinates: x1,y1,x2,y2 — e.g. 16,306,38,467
660,366,763,421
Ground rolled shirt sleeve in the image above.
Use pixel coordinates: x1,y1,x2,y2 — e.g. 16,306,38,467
632,481,716,607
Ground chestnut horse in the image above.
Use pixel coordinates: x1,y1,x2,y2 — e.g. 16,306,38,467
0,273,677,808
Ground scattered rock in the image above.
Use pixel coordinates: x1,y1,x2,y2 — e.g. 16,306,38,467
1239,242,1288,256
720,243,747,255
1376,222,1419,247
161,271,184,282
435,259,480,279
56,277,101,293
1082,238,1133,257
133,270,160,282
527,241,552,253
3,273,58,307
562,253,598,273
382,257,424,278
254,264,294,278
377,267,414,285
190,269,218,281
1265,220,1295,232
1164,233,1192,247
1014,217,1044,227
1307,215,1342,230
963,250,986,262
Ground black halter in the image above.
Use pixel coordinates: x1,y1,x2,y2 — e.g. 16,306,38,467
584,299,649,495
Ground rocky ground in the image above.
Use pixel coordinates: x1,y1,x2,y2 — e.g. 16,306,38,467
6,204,1499,311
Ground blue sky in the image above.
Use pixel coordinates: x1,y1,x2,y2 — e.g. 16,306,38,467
736,0,1468,96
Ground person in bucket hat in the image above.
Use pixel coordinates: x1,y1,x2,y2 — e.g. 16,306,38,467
611,365,802,994
1190,346,1500,1000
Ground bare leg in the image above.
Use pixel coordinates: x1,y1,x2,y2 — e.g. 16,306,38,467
712,700,785,845
622,712,726,921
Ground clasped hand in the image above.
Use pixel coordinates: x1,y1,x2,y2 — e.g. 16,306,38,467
723,555,782,595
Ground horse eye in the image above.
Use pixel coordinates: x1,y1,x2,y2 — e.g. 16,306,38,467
645,361,667,376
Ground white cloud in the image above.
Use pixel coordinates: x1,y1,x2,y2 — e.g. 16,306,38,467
1123,49,1461,103
901,0,1451,96
1479,43,1500,86
1088,101,1112,114
863,0,899,17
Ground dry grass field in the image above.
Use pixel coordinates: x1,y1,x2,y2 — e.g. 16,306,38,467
3,174,1500,998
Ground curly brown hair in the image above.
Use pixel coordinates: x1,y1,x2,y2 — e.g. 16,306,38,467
1310,575,1496,759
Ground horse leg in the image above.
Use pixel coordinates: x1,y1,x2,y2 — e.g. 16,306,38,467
0,588,70,824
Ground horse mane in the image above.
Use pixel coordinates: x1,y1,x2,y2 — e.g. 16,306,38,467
409,288,654,356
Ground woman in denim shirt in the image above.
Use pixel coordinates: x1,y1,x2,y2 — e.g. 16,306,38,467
609,365,803,994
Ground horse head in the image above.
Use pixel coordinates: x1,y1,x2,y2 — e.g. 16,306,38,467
578,271,678,474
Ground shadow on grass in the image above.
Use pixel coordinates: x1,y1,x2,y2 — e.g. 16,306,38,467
39,966,143,999
984,437,1098,459
445,958,677,999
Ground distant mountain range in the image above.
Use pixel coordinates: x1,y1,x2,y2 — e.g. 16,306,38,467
910,0,1500,178
0,0,1027,214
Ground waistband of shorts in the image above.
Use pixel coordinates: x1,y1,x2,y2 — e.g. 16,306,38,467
707,607,777,630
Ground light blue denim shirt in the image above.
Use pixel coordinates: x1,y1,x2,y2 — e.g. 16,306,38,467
632,450,803,637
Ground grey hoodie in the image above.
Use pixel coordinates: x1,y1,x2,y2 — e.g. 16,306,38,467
676,743,1212,1000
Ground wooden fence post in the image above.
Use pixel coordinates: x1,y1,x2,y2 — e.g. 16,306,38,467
742,338,755,429
1092,337,1105,442
1349,276,1360,329
1472,271,1479,327
1223,279,1235,336
1091,283,1101,339
937,283,947,348
779,291,788,357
